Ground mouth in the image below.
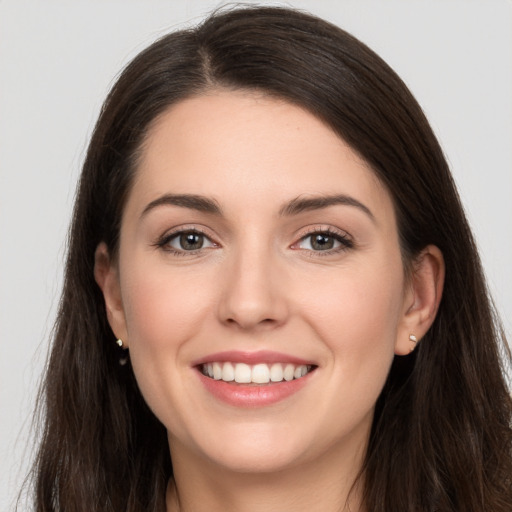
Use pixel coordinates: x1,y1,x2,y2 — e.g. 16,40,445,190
194,350,318,407
199,362,317,385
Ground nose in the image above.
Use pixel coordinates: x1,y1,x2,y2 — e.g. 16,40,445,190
217,242,289,331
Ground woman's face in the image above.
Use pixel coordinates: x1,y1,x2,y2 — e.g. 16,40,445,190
104,91,416,474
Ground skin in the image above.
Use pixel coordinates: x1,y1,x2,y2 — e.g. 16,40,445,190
95,91,444,512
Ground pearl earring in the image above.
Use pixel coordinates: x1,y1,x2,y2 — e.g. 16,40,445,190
409,334,418,353
116,339,129,365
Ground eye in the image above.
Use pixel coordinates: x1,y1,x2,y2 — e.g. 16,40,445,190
295,230,352,252
159,229,216,253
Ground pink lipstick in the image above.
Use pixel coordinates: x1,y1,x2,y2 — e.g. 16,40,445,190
194,350,317,407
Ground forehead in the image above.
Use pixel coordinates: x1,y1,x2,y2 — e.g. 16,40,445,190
129,91,394,221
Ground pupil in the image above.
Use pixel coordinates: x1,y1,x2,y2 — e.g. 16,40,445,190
180,232,203,250
312,234,333,250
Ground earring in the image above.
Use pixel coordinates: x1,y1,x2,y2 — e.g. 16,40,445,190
116,339,129,366
409,334,418,353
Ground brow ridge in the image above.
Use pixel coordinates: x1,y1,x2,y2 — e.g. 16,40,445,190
279,194,375,221
141,192,374,222
141,194,222,217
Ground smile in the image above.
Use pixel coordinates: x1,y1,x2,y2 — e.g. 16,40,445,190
201,362,315,384
195,351,318,407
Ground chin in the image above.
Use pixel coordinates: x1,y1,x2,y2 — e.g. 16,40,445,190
188,422,313,474
206,446,304,475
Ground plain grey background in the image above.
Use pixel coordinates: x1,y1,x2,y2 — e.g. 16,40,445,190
1,1,511,509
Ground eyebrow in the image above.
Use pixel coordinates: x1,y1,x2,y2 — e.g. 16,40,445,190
141,194,222,218
140,192,375,222
279,194,375,222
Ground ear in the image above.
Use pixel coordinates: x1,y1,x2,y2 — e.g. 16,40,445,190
94,242,129,346
395,245,445,355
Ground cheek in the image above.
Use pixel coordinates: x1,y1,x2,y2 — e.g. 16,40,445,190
297,259,404,394
118,260,214,418
302,260,403,336
121,261,212,345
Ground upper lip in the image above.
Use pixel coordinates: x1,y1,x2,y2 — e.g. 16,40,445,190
192,350,316,367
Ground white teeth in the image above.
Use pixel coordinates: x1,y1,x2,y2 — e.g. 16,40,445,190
202,362,312,384
283,364,295,381
234,363,252,383
251,364,270,384
222,362,235,382
294,365,308,378
213,362,222,380
269,363,284,382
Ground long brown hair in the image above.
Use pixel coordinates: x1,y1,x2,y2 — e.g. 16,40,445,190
28,6,511,511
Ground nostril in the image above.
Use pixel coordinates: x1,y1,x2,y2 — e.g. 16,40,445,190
224,316,279,329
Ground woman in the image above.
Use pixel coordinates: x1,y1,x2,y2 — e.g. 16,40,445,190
29,6,511,511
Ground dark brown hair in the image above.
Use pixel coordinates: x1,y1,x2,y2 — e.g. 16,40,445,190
28,6,511,511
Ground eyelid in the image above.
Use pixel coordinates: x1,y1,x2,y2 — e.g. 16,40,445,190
291,225,354,253
298,225,352,239
153,225,219,254
152,224,353,256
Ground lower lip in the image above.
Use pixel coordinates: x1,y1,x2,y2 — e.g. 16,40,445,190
197,370,314,407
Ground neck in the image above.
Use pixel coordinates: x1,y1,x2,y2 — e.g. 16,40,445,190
166,436,367,512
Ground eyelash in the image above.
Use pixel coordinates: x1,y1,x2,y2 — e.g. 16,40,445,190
293,227,354,256
154,226,354,256
154,227,216,256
